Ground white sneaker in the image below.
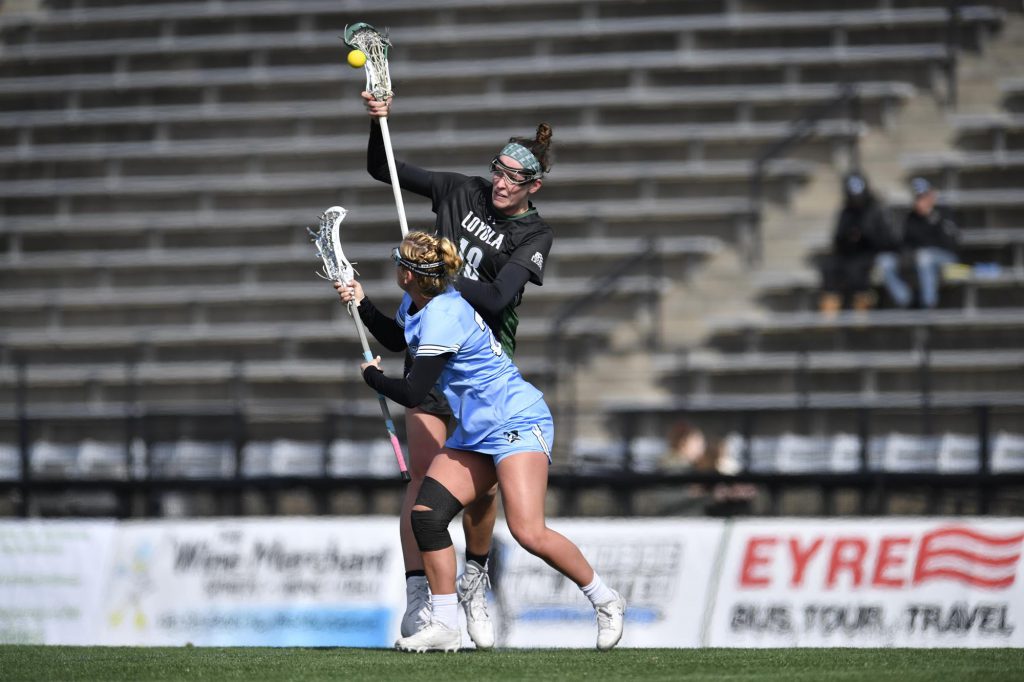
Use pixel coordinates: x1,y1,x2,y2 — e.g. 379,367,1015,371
401,577,431,637
595,590,626,651
457,560,495,649
394,620,462,653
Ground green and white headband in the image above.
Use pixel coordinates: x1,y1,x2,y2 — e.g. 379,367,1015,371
499,142,542,175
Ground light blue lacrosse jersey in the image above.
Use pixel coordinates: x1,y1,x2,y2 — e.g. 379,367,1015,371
396,288,548,452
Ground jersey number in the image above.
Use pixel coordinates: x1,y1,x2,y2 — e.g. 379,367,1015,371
459,238,483,281
474,312,503,357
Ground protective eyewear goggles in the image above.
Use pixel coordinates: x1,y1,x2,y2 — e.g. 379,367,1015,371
489,157,540,186
391,246,445,276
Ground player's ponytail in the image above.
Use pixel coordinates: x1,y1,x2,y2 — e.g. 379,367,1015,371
436,237,463,281
398,231,462,298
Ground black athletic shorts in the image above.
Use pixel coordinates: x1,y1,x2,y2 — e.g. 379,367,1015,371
419,386,453,419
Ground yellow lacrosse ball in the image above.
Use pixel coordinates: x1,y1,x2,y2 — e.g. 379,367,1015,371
347,50,367,68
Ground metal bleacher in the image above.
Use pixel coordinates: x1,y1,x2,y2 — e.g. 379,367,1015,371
1,0,1019,517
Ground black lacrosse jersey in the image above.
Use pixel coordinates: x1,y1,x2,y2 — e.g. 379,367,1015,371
366,124,553,358
427,173,553,358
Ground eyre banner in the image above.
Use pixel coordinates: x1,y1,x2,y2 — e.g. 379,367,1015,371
705,518,1024,647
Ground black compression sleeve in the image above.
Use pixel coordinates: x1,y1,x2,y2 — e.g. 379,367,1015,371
355,297,407,352
367,121,433,198
456,263,533,318
362,352,451,407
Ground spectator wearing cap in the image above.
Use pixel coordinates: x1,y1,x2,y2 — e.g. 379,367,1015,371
819,171,898,315
879,177,961,309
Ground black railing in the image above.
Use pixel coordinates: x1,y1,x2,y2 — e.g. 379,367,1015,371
609,400,1023,517
3,348,410,517
3,397,400,519
15,357,31,519
945,0,962,109
4,360,1022,518
748,83,862,265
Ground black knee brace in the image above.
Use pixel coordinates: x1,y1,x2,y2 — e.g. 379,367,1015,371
411,476,464,552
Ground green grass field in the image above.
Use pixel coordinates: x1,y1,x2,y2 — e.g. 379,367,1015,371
1,647,1022,681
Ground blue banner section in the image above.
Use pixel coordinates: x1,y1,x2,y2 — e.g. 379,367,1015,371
518,606,658,625
156,606,392,647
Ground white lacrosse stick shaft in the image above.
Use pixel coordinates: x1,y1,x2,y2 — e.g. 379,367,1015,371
377,117,409,237
348,23,409,237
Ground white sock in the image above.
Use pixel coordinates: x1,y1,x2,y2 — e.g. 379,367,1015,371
580,572,616,606
430,592,459,629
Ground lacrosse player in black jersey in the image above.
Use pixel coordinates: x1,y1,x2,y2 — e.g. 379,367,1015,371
360,90,554,648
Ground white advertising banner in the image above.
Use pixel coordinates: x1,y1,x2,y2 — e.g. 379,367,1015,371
99,517,406,647
3,516,1022,648
492,519,726,648
705,518,1024,647
0,520,117,644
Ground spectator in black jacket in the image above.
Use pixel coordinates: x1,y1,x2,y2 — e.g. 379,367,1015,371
820,172,896,315
876,177,961,309
902,177,960,309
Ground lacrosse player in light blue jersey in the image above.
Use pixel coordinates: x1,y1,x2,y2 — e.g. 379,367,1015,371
335,231,625,653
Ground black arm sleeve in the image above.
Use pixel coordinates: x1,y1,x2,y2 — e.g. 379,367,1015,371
355,296,407,352
362,352,452,408
367,121,433,198
455,263,533,319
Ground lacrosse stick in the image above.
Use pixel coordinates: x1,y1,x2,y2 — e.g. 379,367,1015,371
310,205,410,482
344,22,409,237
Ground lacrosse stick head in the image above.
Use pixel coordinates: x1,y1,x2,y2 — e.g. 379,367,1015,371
343,22,393,101
309,205,355,283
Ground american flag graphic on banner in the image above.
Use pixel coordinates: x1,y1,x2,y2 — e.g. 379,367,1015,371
914,526,1024,589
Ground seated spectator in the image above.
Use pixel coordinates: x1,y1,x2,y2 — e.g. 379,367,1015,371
819,172,898,316
660,419,708,472
661,420,756,516
875,177,961,308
